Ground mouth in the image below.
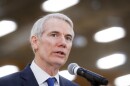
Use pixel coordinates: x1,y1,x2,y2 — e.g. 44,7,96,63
54,51,66,57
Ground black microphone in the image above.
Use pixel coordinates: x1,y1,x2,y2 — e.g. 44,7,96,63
68,63,108,85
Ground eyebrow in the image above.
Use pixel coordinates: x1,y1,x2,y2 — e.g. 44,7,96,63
51,31,73,37
51,31,59,34
66,34,73,38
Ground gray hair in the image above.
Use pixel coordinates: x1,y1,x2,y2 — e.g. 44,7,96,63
30,13,73,40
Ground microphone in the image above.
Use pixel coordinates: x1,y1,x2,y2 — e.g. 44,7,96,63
68,63,108,85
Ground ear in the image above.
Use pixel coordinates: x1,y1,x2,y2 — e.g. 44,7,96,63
30,36,39,50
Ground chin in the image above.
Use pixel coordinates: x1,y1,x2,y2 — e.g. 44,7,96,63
52,57,67,67
54,60,66,67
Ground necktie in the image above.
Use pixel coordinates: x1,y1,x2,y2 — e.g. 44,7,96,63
46,77,55,86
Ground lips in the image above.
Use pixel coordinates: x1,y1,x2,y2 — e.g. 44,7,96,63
54,51,66,57
56,51,65,55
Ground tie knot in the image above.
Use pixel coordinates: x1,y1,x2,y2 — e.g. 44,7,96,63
46,77,56,86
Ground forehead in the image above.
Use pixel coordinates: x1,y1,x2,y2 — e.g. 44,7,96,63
43,18,74,36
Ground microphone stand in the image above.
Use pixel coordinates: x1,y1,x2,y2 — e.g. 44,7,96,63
89,80,100,86
90,81,100,86
74,66,108,86
88,79,107,86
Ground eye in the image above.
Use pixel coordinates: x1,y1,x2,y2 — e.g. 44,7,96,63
51,33,57,37
66,36,72,41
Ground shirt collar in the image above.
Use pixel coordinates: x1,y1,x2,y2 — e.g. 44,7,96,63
30,60,60,85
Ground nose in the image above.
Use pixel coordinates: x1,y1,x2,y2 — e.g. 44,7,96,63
58,36,67,48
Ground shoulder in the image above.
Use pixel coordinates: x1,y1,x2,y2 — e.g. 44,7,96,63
0,72,21,86
59,75,80,86
0,71,21,80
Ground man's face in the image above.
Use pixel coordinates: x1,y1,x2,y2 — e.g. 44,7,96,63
33,18,74,67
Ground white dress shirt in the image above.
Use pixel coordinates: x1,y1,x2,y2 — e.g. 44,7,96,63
30,61,60,86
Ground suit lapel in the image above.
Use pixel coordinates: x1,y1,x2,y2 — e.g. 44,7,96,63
20,64,39,86
59,76,65,86
59,76,79,86
59,75,70,86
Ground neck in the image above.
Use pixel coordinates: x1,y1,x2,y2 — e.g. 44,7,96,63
34,58,59,76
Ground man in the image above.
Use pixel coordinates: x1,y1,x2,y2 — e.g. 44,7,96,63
0,13,79,86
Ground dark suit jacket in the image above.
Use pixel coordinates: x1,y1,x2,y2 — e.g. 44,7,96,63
0,64,79,86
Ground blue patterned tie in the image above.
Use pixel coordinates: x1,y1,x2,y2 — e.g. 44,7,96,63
46,77,55,86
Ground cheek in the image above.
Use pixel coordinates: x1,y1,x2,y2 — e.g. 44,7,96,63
69,43,72,49
41,39,54,53
38,41,52,60
67,44,72,53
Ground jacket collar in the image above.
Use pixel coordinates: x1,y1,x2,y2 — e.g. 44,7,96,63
20,64,39,86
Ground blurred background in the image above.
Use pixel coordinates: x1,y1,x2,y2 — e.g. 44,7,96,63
0,0,130,86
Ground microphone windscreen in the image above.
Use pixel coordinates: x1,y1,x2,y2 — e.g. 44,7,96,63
68,63,79,75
